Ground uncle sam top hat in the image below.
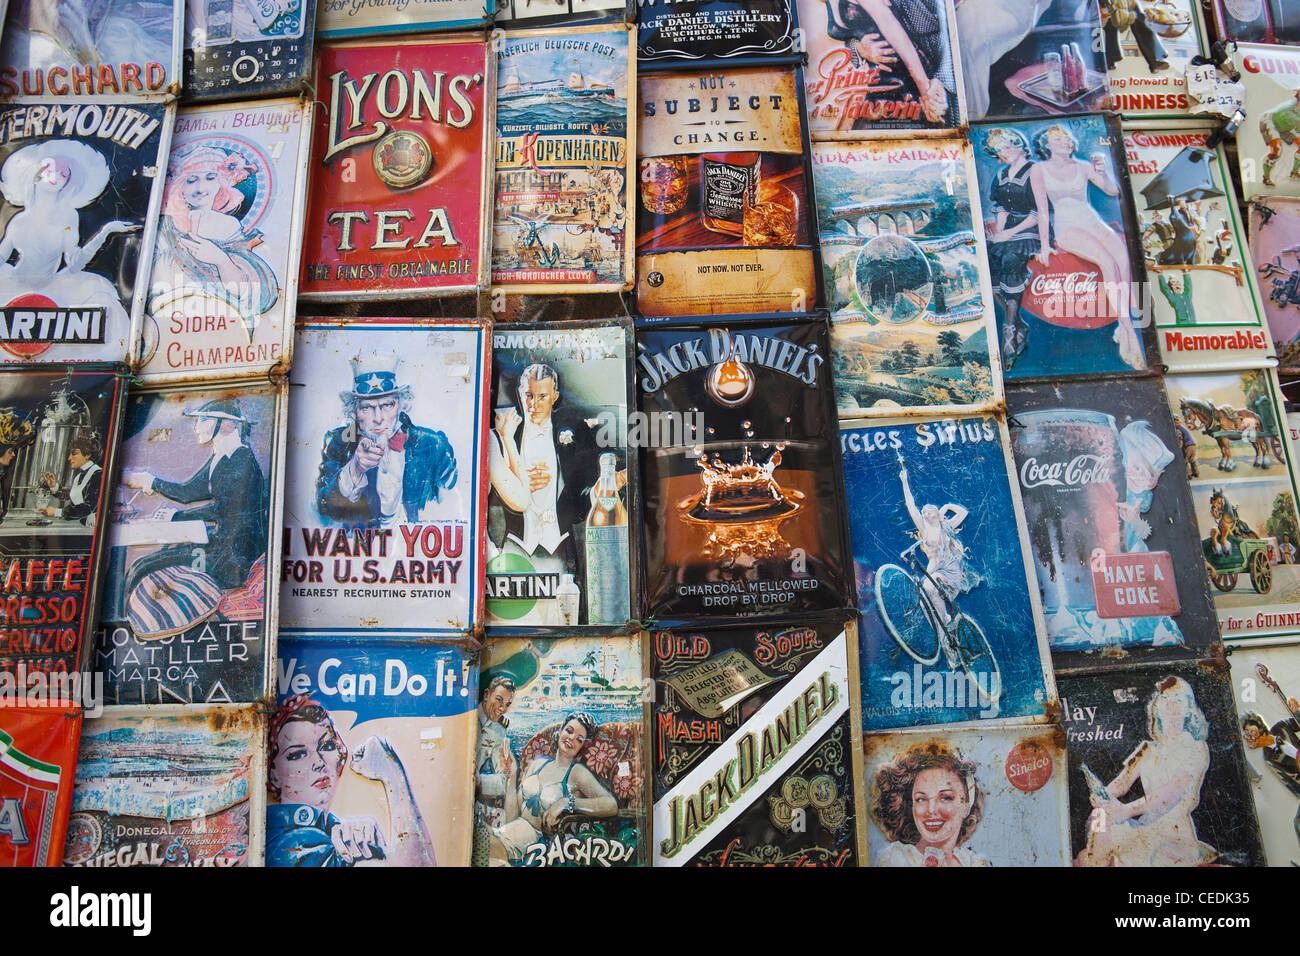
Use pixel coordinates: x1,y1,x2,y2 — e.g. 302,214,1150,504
342,352,412,402
182,398,254,424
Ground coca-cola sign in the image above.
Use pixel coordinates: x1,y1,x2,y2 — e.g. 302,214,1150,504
1021,251,1118,329
1019,454,1112,490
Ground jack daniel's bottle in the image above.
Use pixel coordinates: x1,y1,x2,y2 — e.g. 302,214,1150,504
584,452,629,624
700,152,759,236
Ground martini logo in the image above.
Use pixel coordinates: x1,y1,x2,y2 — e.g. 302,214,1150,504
486,552,562,620
0,295,106,358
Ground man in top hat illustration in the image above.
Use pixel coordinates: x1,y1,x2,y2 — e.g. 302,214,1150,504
317,353,458,528
122,398,266,590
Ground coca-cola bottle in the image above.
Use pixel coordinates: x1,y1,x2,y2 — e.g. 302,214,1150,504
700,152,759,237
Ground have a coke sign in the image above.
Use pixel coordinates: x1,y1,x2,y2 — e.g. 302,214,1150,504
1090,550,1180,619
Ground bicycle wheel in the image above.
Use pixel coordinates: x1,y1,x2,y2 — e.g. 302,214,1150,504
950,613,1001,708
874,564,942,665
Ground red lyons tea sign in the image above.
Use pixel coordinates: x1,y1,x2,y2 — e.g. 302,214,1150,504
0,710,80,867
299,38,490,300
1022,251,1120,329
1090,550,1181,619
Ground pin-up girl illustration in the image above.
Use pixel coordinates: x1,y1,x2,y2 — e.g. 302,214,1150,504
152,143,278,324
1030,124,1143,370
0,140,136,330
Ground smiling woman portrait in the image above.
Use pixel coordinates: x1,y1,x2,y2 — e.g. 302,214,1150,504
872,741,989,867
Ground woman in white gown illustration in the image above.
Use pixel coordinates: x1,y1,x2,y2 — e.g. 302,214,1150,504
898,452,981,633
1030,124,1143,370
1076,676,1217,866
0,140,136,336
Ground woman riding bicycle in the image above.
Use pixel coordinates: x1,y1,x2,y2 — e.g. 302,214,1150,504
898,452,982,629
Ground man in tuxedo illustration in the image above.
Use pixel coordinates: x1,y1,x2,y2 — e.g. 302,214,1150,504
317,353,458,528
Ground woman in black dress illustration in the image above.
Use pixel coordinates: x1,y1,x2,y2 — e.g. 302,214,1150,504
982,127,1047,369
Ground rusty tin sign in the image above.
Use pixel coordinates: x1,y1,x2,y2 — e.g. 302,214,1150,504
142,99,310,383
0,0,183,100
636,65,819,317
95,378,287,704
317,0,489,39
476,633,646,866
65,704,266,866
0,708,81,866
1103,0,1207,122
637,0,799,72
281,318,489,638
798,0,965,138
863,723,1070,865
1165,368,1300,641
491,24,634,294
271,635,477,866
486,320,638,633
1247,195,1300,368
0,364,128,680
813,138,1001,419
1227,639,1300,866
299,36,492,301
651,615,866,867
1007,375,1221,669
1125,128,1273,372
842,414,1056,731
184,0,317,101
1060,659,1266,866
497,0,628,28
0,99,172,366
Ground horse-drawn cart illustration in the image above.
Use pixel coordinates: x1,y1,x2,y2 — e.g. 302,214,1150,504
1179,394,1287,471
1202,489,1273,593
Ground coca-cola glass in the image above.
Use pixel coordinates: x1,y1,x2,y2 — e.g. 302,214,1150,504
639,156,688,215
743,180,799,248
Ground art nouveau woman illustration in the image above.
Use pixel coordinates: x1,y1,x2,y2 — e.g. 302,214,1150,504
1077,676,1217,866
1030,124,1143,369
898,453,981,630
152,143,278,323
982,127,1045,367
0,140,136,331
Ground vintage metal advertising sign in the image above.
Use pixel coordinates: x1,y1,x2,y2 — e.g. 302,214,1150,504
1165,369,1300,640
798,0,964,137
492,25,633,293
497,0,627,28
476,634,644,866
142,99,310,383
299,37,491,301
1248,195,1300,367
0,100,172,366
638,0,799,71
956,0,1107,120
95,379,286,704
1126,129,1273,372
637,317,854,625
1060,660,1266,866
317,0,488,38
272,636,477,867
486,320,637,632
862,723,1070,865
1103,0,1206,121
636,66,817,316
842,415,1055,731
812,139,1000,419
0,708,80,867
65,704,266,866
1211,0,1300,43
969,114,1152,381
281,319,489,637
1237,44,1300,202
1228,640,1300,866
0,0,183,99
651,615,866,867
184,0,317,101
1007,376,1221,668
0,365,127,679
